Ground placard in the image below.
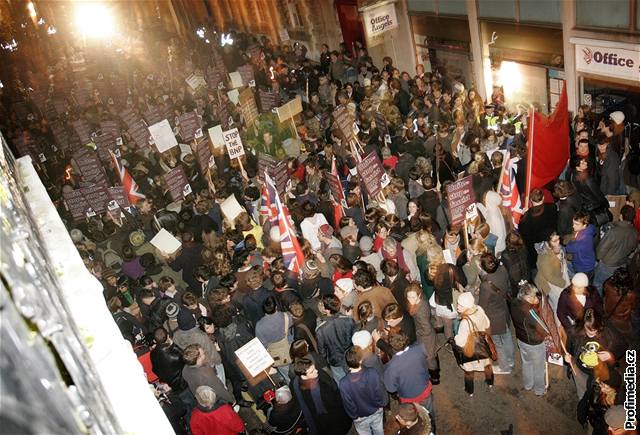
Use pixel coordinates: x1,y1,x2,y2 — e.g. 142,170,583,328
72,119,93,145
258,90,280,113
227,88,240,105
239,88,259,127
163,166,191,201
108,186,130,209
185,73,207,91
93,131,118,162
150,228,182,256
194,136,214,175
356,152,387,198
237,65,255,86
333,105,355,142
278,28,290,42
178,111,202,143
143,105,164,126
235,337,274,378
148,119,178,153
221,194,245,224
100,120,120,139
258,153,277,184
128,119,151,150
276,96,303,122
73,146,108,187
446,175,474,225
82,184,111,214
222,128,245,159
208,125,225,149
325,171,346,206
63,189,90,222
229,72,243,89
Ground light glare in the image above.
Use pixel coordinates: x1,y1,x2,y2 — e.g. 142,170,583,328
75,3,116,39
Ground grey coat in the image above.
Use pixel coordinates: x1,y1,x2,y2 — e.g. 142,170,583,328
477,266,511,335
597,221,638,267
409,300,437,363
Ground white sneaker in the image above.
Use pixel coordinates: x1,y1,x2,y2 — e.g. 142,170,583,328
492,365,511,375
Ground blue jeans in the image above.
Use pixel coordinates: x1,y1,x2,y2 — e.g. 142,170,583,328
517,340,546,395
593,262,619,296
353,408,384,435
492,331,515,372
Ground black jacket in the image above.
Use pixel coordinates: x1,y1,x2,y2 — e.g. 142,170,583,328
510,300,547,345
557,194,582,236
572,173,608,213
151,343,188,392
500,247,529,295
315,313,357,369
518,204,558,269
145,297,173,333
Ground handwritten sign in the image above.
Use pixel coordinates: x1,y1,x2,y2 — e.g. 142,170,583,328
446,175,474,225
163,166,192,202
223,128,245,159
185,73,207,92
357,152,387,197
148,119,178,153
276,96,303,122
235,338,275,377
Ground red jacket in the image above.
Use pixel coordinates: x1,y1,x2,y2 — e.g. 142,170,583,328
190,404,244,435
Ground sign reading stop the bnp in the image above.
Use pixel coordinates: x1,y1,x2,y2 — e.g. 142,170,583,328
446,175,475,225
222,127,245,160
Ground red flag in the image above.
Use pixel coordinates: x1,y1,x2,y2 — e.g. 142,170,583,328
526,82,569,195
109,150,145,204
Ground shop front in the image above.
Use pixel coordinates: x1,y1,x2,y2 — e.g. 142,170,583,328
480,21,565,114
571,37,640,123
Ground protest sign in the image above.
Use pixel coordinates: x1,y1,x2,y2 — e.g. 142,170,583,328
93,132,118,162
128,119,152,150
178,111,203,143
119,108,142,129
148,119,178,153
325,170,346,206
150,228,182,256
100,120,121,140
223,128,245,160
333,105,355,142
239,88,259,127
72,146,108,187
235,338,275,378
227,88,240,105
143,105,165,126
50,122,71,151
276,96,303,123
82,184,111,215
258,90,280,113
445,175,474,225
229,72,243,89
221,194,245,225
63,189,90,222
206,65,225,90
357,152,387,197
185,73,207,92
108,186,130,209
237,65,255,86
258,153,277,184
163,166,192,201
193,136,214,176
72,119,93,145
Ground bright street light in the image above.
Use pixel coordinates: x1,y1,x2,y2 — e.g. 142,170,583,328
75,3,116,39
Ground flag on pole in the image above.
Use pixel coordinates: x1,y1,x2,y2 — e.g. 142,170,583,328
109,150,145,204
500,151,523,227
265,173,304,276
525,82,569,197
331,157,345,229
259,176,278,224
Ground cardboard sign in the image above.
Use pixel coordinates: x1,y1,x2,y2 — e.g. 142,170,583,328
148,119,178,153
108,186,130,209
93,131,118,162
194,136,214,175
227,88,240,105
73,146,108,187
100,120,120,139
258,153,277,184
208,125,225,149
239,88,259,127
237,64,255,86
178,111,202,143
276,96,303,122
185,73,207,91
229,71,243,89
223,128,245,159
357,152,387,198
235,337,275,378
325,170,345,205
143,105,165,126
333,105,355,142
163,166,191,201
72,119,93,145
445,175,474,225
221,194,245,224
258,90,280,113
150,228,182,256
63,189,90,222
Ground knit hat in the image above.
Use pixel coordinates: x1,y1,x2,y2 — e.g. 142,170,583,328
318,224,333,237
352,330,373,348
609,111,624,125
165,302,180,319
604,406,627,429
457,292,475,310
177,308,197,330
571,273,589,288
359,236,374,252
335,278,354,294
70,229,84,243
103,268,117,280
340,225,358,241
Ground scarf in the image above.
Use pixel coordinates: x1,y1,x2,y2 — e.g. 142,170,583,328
292,377,327,435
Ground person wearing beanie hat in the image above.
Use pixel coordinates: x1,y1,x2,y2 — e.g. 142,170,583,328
173,307,222,368
352,330,385,378
359,236,384,281
454,292,494,397
556,272,603,330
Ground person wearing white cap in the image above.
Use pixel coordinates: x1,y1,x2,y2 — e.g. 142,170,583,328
556,272,603,330
352,330,384,378
453,292,494,397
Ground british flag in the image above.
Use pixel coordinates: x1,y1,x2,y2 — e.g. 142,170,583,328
500,151,523,227
259,173,278,224
109,150,145,204
331,157,345,229
265,173,304,276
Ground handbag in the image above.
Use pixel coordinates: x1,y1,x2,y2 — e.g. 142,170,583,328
266,315,292,367
452,317,497,365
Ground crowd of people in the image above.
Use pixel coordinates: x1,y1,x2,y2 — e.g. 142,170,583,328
2,26,639,435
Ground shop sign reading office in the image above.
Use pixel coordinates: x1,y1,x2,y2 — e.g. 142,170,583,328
363,3,398,38
575,42,640,83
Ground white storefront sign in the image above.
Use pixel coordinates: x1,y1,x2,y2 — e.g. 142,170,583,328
362,2,398,39
573,40,640,83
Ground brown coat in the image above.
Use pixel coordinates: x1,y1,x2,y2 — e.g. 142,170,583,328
535,249,568,295
354,286,397,321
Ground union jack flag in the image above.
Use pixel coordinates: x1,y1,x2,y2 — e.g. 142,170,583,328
109,150,145,204
259,173,278,224
500,151,523,227
331,157,345,229
265,173,304,276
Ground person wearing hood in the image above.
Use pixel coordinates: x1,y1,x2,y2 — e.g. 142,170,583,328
189,386,244,435
476,190,507,255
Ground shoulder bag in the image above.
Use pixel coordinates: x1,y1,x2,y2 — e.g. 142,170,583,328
452,316,497,365
267,314,292,367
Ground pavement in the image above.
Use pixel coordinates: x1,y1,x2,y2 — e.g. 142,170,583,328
239,332,587,435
